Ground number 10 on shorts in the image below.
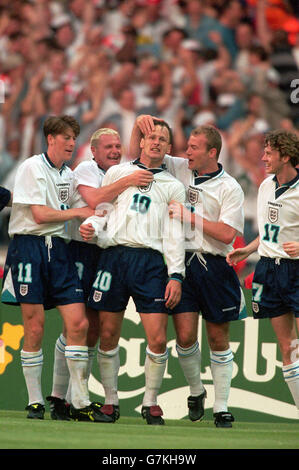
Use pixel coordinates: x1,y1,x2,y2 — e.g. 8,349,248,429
92,270,112,291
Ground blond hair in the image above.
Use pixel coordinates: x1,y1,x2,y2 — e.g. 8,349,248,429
90,128,120,147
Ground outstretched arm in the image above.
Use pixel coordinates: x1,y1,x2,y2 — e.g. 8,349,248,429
226,236,260,266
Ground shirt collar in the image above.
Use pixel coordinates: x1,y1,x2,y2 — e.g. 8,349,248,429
273,168,299,198
132,158,167,174
194,163,223,185
93,159,106,175
44,152,67,174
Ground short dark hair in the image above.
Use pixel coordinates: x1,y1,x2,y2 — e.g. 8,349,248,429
191,125,222,159
264,130,299,167
43,115,80,140
152,118,173,146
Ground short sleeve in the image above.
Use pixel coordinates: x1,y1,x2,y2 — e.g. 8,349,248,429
13,160,47,205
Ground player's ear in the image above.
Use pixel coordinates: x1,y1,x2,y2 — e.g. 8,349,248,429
281,154,291,165
209,147,217,159
47,134,54,146
167,144,172,154
140,137,145,149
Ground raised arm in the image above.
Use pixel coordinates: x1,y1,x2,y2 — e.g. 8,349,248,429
129,115,162,159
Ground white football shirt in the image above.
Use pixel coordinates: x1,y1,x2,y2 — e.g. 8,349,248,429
69,159,106,242
257,172,299,259
9,153,75,239
85,160,186,277
164,154,244,256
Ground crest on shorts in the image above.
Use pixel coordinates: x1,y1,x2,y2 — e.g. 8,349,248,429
187,187,200,205
20,284,28,296
138,182,153,193
58,188,69,203
268,207,278,223
93,290,102,302
252,302,259,313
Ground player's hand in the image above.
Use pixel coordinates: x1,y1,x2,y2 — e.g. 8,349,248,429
165,279,182,310
226,248,248,266
168,201,191,224
136,114,162,135
79,222,95,241
283,241,299,258
130,169,154,187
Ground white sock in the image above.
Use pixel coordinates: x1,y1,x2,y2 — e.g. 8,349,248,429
283,359,299,410
65,346,96,404
142,346,168,407
176,341,205,396
51,334,69,399
65,345,90,409
210,348,234,414
97,345,120,405
21,349,44,406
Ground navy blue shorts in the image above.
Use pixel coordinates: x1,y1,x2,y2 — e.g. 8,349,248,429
69,240,102,302
1,235,84,310
171,252,247,323
251,257,299,319
88,245,169,313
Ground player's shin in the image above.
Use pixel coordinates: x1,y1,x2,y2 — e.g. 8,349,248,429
65,345,90,409
283,359,299,412
176,341,205,395
210,348,234,413
142,346,168,407
97,345,120,405
21,349,44,406
51,334,69,399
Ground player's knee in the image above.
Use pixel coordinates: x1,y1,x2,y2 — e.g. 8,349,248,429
176,331,197,349
25,324,44,349
100,328,120,350
69,316,89,338
207,329,229,351
279,339,296,364
23,314,44,338
147,335,167,354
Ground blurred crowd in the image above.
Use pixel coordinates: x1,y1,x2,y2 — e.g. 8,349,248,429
0,0,299,247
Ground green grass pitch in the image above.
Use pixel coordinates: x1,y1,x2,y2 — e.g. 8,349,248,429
1,410,298,450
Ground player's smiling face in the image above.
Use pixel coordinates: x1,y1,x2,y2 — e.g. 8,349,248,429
48,129,76,166
92,134,122,171
262,144,285,175
140,125,171,167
